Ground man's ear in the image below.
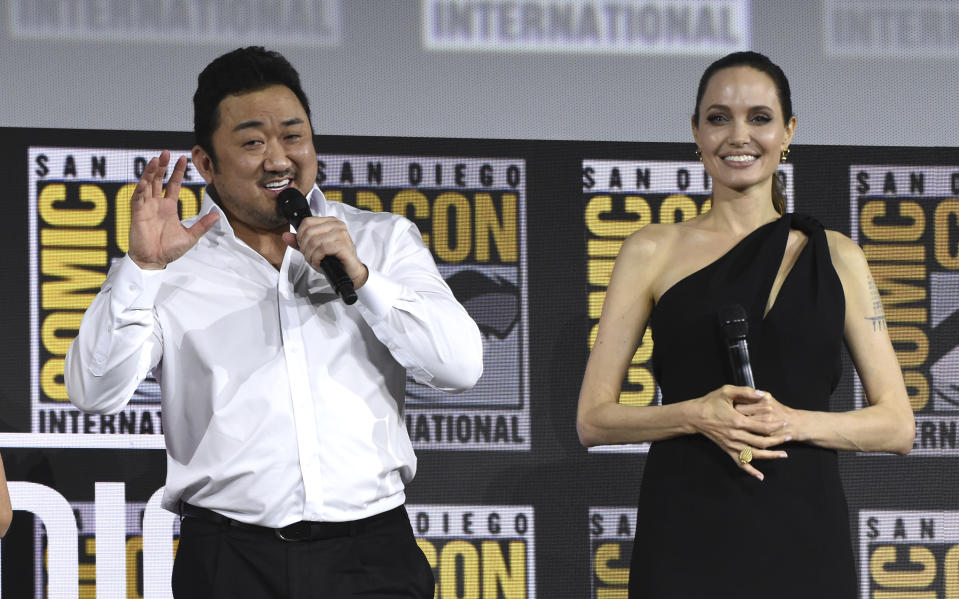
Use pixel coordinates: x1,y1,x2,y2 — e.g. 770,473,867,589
192,145,215,184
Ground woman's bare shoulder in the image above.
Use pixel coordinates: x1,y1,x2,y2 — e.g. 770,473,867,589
824,229,868,271
620,221,685,258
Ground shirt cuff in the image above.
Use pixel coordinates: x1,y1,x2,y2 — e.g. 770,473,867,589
110,255,167,309
354,268,403,322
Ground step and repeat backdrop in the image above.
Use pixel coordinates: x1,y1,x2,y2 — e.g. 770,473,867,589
0,128,956,597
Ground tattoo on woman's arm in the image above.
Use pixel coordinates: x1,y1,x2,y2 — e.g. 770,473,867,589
866,279,886,331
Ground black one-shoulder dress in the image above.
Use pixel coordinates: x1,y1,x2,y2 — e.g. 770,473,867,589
628,214,857,598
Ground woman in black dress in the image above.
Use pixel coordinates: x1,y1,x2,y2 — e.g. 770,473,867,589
577,51,915,598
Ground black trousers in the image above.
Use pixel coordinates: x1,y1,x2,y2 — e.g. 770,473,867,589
172,505,434,598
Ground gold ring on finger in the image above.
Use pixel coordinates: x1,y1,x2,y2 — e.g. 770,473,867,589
739,445,753,464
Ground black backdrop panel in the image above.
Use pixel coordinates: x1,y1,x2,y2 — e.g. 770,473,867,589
0,128,955,598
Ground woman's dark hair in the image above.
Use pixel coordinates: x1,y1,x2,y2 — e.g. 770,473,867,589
693,51,793,214
193,47,312,168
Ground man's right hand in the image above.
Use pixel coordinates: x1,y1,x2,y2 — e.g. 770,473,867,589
128,150,220,270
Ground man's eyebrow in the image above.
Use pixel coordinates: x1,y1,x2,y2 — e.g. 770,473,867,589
232,117,305,132
233,119,263,132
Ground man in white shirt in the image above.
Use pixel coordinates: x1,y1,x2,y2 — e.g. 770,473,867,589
65,46,483,598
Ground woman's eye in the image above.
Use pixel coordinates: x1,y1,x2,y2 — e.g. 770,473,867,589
706,114,727,123
752,114,772,123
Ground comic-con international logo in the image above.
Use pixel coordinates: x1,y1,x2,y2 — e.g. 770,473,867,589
28,147,205,440
21,490,535,597
850,166,959,455
588,507,635,598
318,155,529,450
859,510,959,597
408,504,535,598
28,492,179,598
582,159,794,453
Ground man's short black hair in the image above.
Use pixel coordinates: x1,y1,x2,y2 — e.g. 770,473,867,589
193,47,312,166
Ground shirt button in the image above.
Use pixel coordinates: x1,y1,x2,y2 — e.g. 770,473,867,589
128,284,139,293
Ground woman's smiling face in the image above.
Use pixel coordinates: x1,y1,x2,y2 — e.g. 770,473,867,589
692,65,796,197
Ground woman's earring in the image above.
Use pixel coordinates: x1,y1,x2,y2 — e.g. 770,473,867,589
695,148,703,161
780,147,791,163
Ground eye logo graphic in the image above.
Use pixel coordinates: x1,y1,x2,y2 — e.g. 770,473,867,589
446,269,520,340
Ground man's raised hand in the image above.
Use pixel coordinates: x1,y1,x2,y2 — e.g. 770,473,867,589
127,151,220,270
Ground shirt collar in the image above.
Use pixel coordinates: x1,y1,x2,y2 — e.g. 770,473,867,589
198,184,330,237
306,184,330,217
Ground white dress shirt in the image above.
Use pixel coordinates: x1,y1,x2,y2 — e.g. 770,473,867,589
65,186,483,526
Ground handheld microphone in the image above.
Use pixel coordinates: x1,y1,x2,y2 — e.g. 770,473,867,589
718,304,755,388
277,188,358,305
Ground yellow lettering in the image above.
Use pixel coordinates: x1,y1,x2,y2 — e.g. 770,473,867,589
623,367,655,407
659,194,698,224
864,244,925,262
79,537,96,598
862,200,925,242
633,328,653,363
588,259,615,287
945,544,959,599
935,199,959,269
41,229,107,247
870,264,927,307
356,190,383,213
584,193,693,412
588,239,623,257
475,193,517,263
41,312,83,356
871,545,936,587
114,183,135,253
589,291,606,320
440,540,479,599
904,371,929,411
888,326,929,368
41,249,106,310
481,540,525,599
594,543,629,585
179,186,199,219
433,192,472,263
585,195,651,239
41,358,67,401
392,190,431,247
885,308,928,323
127,536,142,598
39,184,107,227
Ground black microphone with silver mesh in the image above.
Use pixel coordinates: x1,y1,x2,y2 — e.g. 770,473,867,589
718,304,756,388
